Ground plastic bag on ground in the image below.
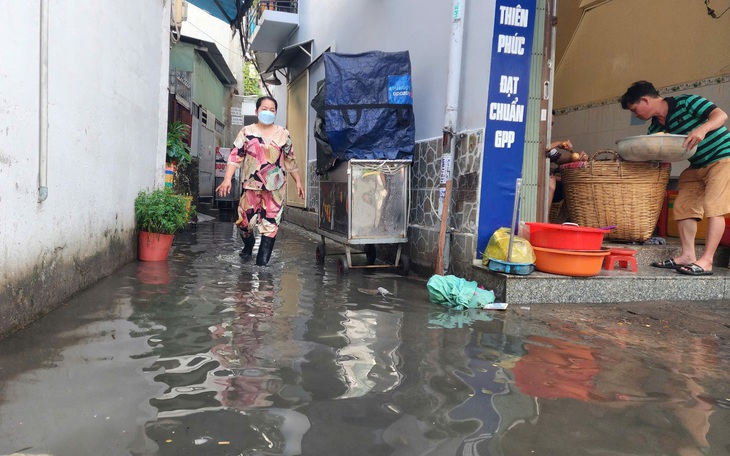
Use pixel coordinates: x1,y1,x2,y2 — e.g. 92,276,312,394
427,275,496,311
484,227,536,265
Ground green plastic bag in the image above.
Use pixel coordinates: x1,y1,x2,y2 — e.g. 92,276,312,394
427,274,496,310
483,227,536,266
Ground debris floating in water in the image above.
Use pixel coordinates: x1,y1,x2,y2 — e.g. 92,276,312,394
358,287,393,297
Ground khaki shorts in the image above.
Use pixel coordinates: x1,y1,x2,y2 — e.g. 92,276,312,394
674,157,730,220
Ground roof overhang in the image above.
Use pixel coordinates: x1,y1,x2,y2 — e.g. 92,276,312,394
263,39,313,75
180,35,237,87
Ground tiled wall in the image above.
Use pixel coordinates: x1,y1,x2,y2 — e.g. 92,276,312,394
409,130,483,277
553,77,730,178
306,160,319,211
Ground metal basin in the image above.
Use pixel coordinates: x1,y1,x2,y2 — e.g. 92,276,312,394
615,134,696,162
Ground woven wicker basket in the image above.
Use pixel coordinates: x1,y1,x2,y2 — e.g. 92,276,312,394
548,201,563,223
559,150,670,242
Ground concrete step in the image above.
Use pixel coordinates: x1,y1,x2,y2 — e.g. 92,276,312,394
607,237,730,268
196,201,219,217
468,239,730,304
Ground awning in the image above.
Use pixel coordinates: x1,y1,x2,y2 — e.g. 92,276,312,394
180,35,237,86
264,39,313,74
185,0,252,27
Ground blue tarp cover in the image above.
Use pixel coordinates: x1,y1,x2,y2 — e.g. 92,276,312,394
324,51,415,161
185,0,247,24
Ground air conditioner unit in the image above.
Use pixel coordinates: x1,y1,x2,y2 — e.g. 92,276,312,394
171,0,188,27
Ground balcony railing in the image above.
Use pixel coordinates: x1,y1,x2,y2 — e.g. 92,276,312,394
246,1,298,41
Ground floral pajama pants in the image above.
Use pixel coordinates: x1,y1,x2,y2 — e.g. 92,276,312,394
236,187,285,238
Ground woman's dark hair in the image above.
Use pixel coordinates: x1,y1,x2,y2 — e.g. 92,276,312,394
256,96,278,110
620,81,660,109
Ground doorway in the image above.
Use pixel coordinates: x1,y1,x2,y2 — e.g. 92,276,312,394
285,71,309,208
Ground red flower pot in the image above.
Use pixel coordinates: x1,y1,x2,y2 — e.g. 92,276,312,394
138,231,174,262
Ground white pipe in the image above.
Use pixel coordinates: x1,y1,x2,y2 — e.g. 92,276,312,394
39,0,49,203
443,0,464,136
437,0,465,274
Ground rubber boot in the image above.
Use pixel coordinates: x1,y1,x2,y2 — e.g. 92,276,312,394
239,232,255,260
256,236,276,266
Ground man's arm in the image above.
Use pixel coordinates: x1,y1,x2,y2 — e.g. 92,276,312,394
685,107,728,149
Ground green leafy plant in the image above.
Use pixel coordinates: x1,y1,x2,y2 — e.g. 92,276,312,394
135,188,191,235
166,121,192,168
243,61,263,96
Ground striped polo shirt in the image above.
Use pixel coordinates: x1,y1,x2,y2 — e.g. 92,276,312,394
648,94,730,168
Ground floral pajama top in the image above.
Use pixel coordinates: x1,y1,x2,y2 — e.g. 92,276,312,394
228,124,298,192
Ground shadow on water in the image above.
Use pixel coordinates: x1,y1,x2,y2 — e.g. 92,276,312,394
0,218,729,455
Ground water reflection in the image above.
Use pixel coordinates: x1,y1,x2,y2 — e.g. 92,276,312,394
125,226,290,452
512,336,602,401
498,331,730,455
337,306,403,398
449,327,514,454
136,260,172,285
130,220,730,455
4,221,727,454
428,307,495,329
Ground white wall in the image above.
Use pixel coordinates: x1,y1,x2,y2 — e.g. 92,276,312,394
0,0,170,334
181,2,244,95
289,0,495,148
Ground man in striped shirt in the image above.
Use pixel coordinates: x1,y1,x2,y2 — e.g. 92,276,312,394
621,80,730,276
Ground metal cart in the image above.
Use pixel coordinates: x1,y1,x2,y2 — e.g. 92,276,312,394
316,159,411,275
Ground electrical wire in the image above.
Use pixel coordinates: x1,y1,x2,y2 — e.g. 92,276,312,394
715,5,730,18
705,0,730,18
170,21,181,45
184,21,239,54
361,161,410,176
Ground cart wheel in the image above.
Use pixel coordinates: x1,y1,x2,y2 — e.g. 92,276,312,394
315,242,326,265
399,255,410,276
364,244,377,265
337,255,349,275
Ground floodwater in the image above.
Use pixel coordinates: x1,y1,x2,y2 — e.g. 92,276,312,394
1,219,729,456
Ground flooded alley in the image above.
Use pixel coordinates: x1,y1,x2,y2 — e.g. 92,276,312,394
1,218,729,456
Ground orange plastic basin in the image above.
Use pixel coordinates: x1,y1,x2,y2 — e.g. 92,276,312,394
533,246,610,277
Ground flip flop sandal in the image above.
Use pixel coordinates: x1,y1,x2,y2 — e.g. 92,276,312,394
677,263,713,276
650,259,682,269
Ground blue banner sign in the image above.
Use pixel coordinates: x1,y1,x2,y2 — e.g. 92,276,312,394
477,0,537,258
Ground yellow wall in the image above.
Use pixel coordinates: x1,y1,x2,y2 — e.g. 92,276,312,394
554,0,583,66
554,0,730,108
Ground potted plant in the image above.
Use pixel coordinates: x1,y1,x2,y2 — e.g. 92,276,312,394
135,188,192,261
166,121,194,201
166,120,192,168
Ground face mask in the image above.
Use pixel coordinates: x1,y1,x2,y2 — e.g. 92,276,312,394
258,110,276,125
